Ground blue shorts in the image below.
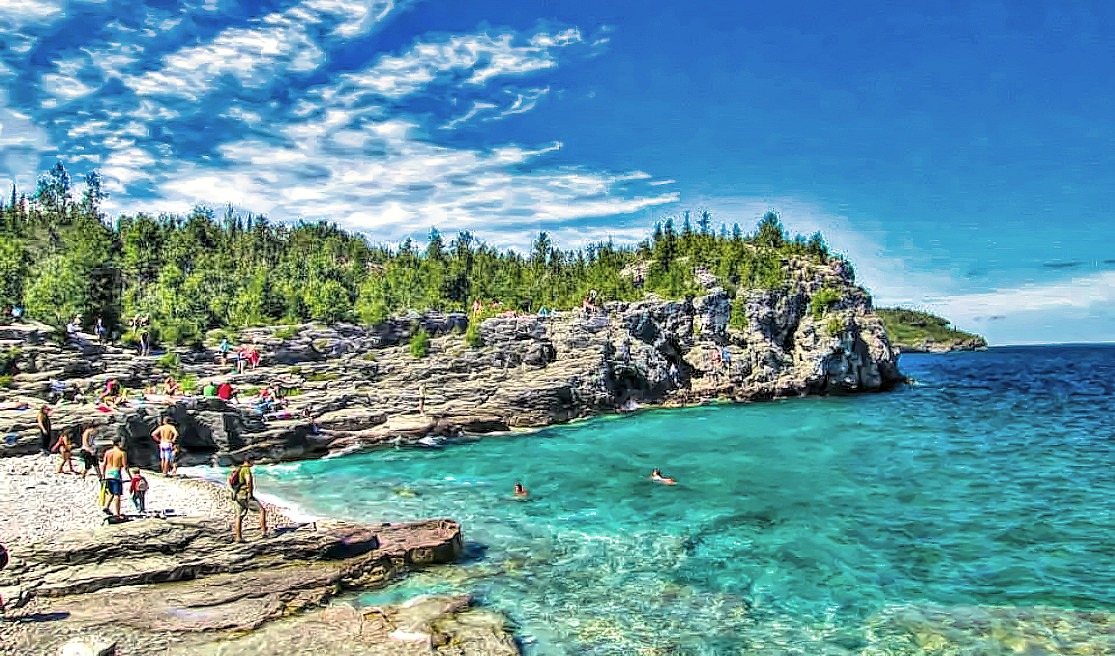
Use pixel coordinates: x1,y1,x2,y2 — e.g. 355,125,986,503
105,479,123,496
160,445,175,462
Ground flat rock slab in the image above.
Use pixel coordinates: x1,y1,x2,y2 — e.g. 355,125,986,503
0,517,469,654
170,595,519,655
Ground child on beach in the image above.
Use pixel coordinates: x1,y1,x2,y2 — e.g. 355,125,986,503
129,467,148,513
52,427,76,474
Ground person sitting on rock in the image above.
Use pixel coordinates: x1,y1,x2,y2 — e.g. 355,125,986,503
99,379,120,404
163,376,182,397
247,347,261,370
650,468,677,486
202,381,218,397
216,381,236,402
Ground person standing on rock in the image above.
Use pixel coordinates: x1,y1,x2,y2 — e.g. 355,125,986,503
100,438,128,518
36,404,52,455
139,329,150,356
230,456,268,543
79,424,100,479
218,336,232,363
418,383,428,415
151,417,179,476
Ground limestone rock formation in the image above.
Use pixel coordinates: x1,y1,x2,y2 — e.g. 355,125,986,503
0,517,499,654
0,258,902,467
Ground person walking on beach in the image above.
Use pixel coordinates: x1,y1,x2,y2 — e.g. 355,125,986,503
53,427,76,474
151,417,179,476
101,438,128,518
229,456,268,543
37,405,52,455
79,424,100,479
129,467,148,513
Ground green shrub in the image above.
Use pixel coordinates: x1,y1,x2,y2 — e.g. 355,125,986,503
410,329,430,358
274,325,299,340
158,321,202,348
156,352,181,375
810,287,843,320
729,296,749,330
179,374,198,393
463,321,482,348
288,366,302,375
306,372,339,382
0,374,13,388
824,316,847,337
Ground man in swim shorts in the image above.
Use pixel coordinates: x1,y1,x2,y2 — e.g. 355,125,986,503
231,455,268,543
101,438,128,518
151,417,179,476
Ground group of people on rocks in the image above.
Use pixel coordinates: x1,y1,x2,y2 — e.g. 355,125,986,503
35,403,268,540
40,407,151,519
218,337,261,372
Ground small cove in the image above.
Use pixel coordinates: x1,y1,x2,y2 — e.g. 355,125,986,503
249,346,1115,654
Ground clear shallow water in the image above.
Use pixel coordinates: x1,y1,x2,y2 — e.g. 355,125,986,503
252,346,1115,654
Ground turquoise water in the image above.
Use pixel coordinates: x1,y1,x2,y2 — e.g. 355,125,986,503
253,346,1115,654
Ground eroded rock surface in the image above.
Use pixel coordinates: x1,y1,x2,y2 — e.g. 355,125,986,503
0,260,902,467
0,517,494,655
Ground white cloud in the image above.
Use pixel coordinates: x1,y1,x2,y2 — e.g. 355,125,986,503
40,57,99,103
0,0,65,27
124,0,399,100
924,271,1115,323
441,101,498,130
494,87,549,119
334,29,581,102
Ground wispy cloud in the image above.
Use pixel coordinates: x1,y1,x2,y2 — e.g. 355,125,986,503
0,1,676,234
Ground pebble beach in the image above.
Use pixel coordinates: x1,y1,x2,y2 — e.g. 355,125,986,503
0,454,292,550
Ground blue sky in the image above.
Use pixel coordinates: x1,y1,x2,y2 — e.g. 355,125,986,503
1,0,1113,344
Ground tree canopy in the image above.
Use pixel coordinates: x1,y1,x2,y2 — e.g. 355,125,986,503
1,162,838,346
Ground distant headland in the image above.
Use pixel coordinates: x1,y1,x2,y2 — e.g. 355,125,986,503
877,308,988,353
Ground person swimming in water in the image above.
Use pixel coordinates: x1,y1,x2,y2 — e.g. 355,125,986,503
513,482,528,498
650,468,677,485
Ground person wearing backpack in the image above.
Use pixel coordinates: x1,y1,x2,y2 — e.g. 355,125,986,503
129,467,149,513
228,456,268,543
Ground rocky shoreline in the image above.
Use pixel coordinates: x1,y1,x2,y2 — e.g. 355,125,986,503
0,454,517,655
0,260,904,654
0,260,903,471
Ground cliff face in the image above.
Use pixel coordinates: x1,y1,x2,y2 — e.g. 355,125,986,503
0,259,902,467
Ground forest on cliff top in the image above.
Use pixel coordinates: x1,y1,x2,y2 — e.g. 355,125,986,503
1,162,839,346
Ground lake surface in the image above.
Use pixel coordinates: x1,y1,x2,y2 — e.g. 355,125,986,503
253,345,1115,654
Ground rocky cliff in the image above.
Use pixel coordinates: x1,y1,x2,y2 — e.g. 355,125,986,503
0,257,902,468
